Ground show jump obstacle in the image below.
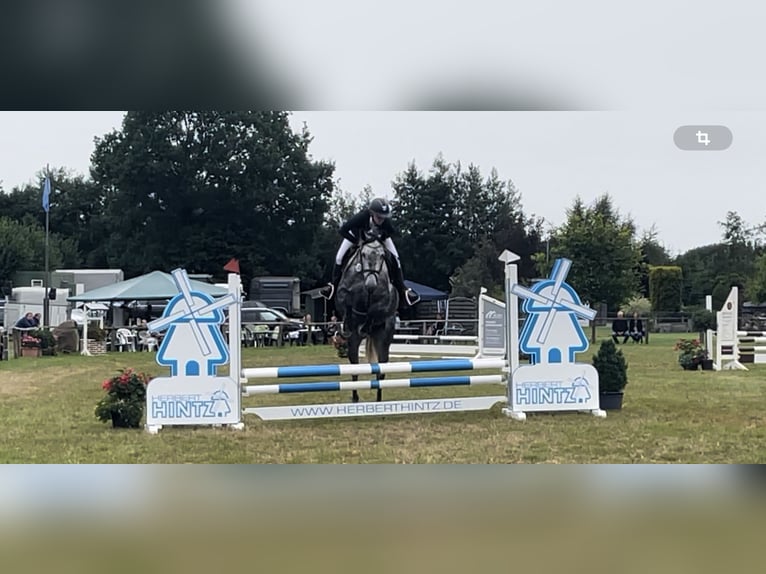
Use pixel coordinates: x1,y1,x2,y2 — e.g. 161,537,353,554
706,286,765,370
144,253,606,434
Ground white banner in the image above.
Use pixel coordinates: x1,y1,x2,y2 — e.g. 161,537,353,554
147,376,241,426
245,395,507,421
511,363,600,412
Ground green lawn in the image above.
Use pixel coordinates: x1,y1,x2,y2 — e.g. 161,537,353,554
1,331,764,463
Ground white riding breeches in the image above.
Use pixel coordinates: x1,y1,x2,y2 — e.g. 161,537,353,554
335,239,355,264
335,237,401,267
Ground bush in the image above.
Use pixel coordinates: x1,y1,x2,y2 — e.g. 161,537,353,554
592,339,628,392
87,324,107,342
620,295,652,316
691,309,716,333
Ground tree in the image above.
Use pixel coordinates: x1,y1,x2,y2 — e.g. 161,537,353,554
394,156,542,293
90,111,336,286
449,236,504,299
547,194,641,341
0,217,79,288
674,243,728,307
636,226,671,298
746,253,766,304
648,266,683,313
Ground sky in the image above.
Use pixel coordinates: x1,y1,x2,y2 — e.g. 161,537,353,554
1,110,764,256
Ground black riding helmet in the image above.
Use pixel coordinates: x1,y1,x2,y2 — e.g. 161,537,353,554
369,197,392,218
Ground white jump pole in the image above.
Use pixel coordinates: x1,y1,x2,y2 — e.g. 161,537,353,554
498,250,525,421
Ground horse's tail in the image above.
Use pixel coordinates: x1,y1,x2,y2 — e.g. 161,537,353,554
365,336,377,364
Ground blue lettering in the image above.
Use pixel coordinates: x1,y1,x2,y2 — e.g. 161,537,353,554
516,384,583,406
151,399,224,419
516,386,531,405
152,400,168,418
177,401,191,418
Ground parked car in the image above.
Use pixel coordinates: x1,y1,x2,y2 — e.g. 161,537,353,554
239,306,306,345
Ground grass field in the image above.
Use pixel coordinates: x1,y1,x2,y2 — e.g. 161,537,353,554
1,330,764,463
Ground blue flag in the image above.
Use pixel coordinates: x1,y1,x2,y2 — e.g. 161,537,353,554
42,176,51,213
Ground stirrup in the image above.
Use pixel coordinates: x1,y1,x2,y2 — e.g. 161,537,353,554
404,289,420,306
320,283,334,300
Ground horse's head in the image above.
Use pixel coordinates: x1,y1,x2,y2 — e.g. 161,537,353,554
355,239,387,291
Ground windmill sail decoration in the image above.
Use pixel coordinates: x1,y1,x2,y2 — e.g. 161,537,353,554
144,268,242,432
508,258,604,415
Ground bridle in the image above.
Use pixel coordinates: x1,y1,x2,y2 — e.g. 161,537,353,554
348,239,387,319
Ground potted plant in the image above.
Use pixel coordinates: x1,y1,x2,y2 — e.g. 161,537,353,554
95,368,151,428
332,333,349,358
592,339,628,410
31,328,57,356
674,338,706,371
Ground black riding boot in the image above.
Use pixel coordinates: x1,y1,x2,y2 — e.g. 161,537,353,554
321,263,343,299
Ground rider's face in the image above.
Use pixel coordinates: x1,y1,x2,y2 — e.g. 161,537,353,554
371,213,385,226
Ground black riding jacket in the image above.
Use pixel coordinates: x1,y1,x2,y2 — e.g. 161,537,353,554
339,208,396,243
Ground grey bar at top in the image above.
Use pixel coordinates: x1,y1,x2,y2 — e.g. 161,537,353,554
674,125,732,151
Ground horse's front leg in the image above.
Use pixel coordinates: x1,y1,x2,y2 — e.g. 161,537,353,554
347,331,362,403
375,334,391,403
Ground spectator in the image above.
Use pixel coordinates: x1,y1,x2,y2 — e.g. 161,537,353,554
15,313,36,329
300,313,319,346
629,312,645,344
611,310,630,344
427,312,445,337
33,313,41,327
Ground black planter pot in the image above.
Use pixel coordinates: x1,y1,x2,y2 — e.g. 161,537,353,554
599,391,624,410
701,359,714,371
111,412,140,428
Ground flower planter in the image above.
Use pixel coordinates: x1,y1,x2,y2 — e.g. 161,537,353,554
87,340,107,355
21,347,41,358
96,369,150,429
701,359,714,371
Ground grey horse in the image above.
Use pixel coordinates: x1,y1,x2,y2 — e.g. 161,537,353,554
335,237,399,403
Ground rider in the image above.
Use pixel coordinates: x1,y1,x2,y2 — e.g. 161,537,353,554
321,197,420,308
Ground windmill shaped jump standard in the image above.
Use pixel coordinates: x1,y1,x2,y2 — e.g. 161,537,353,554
511,258,597,347
148,269,237,358
505,257,605,419
145,269,243,434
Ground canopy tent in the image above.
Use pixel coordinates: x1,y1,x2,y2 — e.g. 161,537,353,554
67,270,228,303
404,280,448,302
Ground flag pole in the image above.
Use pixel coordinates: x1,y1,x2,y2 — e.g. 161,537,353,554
43,165,50,328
